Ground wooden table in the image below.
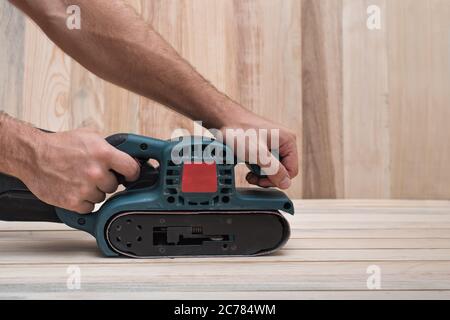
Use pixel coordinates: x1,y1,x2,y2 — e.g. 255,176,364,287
1,200,450,300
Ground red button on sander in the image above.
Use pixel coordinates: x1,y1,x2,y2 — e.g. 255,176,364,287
181,162,218,193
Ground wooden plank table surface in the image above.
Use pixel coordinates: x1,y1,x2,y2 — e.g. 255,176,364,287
1,200,450,300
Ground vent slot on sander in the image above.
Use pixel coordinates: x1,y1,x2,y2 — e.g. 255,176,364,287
153,226,232,246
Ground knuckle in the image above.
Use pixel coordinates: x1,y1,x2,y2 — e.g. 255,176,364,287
77,204,93,214
131,161,140,175
87,166,104,181
84,204,95,214
66,196,81,211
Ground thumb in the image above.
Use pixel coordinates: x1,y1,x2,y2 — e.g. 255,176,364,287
252,142,291,189
262,153,291,189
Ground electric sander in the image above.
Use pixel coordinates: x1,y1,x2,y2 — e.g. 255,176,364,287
0,133,294,258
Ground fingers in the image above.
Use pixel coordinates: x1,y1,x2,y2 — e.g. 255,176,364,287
108,148,140,182
86,188,107,204
281,146,299,179
266,153,291,189
247,164,291,189
252,143,291,189
97,171,119,194
246,172,274,188
76,201,95,214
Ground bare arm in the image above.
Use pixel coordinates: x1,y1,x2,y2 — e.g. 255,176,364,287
0,112,139,213
0,112,38,180
8,0,298,190
10,0,242,129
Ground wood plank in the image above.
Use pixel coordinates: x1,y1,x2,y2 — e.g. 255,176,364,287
69,60,105,130
3,290,450,300
0,2,25,117
1,261,450,291
290,228,450,239
388,0,450,199
286,238,450,249
22,18,72,130
301,0,343,198
294,199,450,209
342,0,390,198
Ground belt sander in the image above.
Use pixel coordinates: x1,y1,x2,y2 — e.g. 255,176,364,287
0,133,294,258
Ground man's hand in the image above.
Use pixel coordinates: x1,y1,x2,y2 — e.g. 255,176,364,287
20,128,140,214
218,108,299,190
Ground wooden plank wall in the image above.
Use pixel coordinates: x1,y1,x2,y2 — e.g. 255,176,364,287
302,0,450,199
1,0,449,200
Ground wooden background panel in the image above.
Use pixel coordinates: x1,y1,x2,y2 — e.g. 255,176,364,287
388,0,450,199
302,0,344,198
22,18,72,131
0,1,25,118
302,0,450,199
342,0,390,198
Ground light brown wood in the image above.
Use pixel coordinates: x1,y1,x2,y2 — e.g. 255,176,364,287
388,0,450,199
302,0,344,198
22,17,72,131
7,290,450,300
0,1,25,118
342,0,390,198
301,0,450,199
1,200,450,299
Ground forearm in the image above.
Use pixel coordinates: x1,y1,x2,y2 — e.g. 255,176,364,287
0,112,40,180
10,0,249,129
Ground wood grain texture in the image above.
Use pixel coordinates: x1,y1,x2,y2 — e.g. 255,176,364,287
0,2,25,118
388,0,450,199
342,0,390,198
22,18,72,131
302,0,344,198
301,0,450,199
1,200,450,299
